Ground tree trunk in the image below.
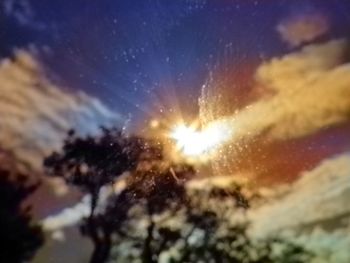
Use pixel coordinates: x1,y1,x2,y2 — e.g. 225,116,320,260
88,189,113,263
89,236,111,263
142,221,156,263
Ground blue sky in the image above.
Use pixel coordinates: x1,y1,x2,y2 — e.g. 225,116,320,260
2,0,350,124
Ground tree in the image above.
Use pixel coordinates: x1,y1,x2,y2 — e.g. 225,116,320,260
43,128,165,263
44,129,312,263
106,162,195,263
0,168,43,263
107,180,312,263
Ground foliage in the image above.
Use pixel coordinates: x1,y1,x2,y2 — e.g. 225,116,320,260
108,182,312,263
43,128,167,263
44,128,312,263
44,128,154,193
0,169,44,263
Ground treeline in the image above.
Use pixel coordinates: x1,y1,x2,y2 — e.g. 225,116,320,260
1,128,312,263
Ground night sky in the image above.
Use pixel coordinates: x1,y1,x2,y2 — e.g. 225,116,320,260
2,2,350,262
2,0,350,127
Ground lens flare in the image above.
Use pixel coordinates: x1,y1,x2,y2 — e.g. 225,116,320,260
170,121,231,159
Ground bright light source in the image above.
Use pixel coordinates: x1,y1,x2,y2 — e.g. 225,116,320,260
170,121,231,158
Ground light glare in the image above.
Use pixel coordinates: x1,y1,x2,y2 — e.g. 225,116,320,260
170,121,231,158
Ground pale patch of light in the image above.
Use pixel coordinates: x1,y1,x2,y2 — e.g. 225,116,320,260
149,119,160,129
51,230,65,242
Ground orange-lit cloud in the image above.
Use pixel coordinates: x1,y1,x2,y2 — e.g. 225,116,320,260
234,39,350,141
199,39,350,183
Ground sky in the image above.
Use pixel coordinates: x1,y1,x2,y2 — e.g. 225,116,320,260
2,1,350,262
2,0,350,127
1,0,350,193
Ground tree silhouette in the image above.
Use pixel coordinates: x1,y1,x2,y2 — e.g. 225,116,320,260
108,181,312,263
119,162,195,263
0,168,43,263
44,129,312,263
44,128,165,263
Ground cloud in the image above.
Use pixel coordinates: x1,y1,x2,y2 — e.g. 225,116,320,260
2,0,46,30
256,39,347,93
42,194,91,231
284,227,350,263
248,152,350,262
198,39,350,261
219,39,350,142
277,12,330,47
42,183,119,231
249,152,350,235
0,49,122,171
